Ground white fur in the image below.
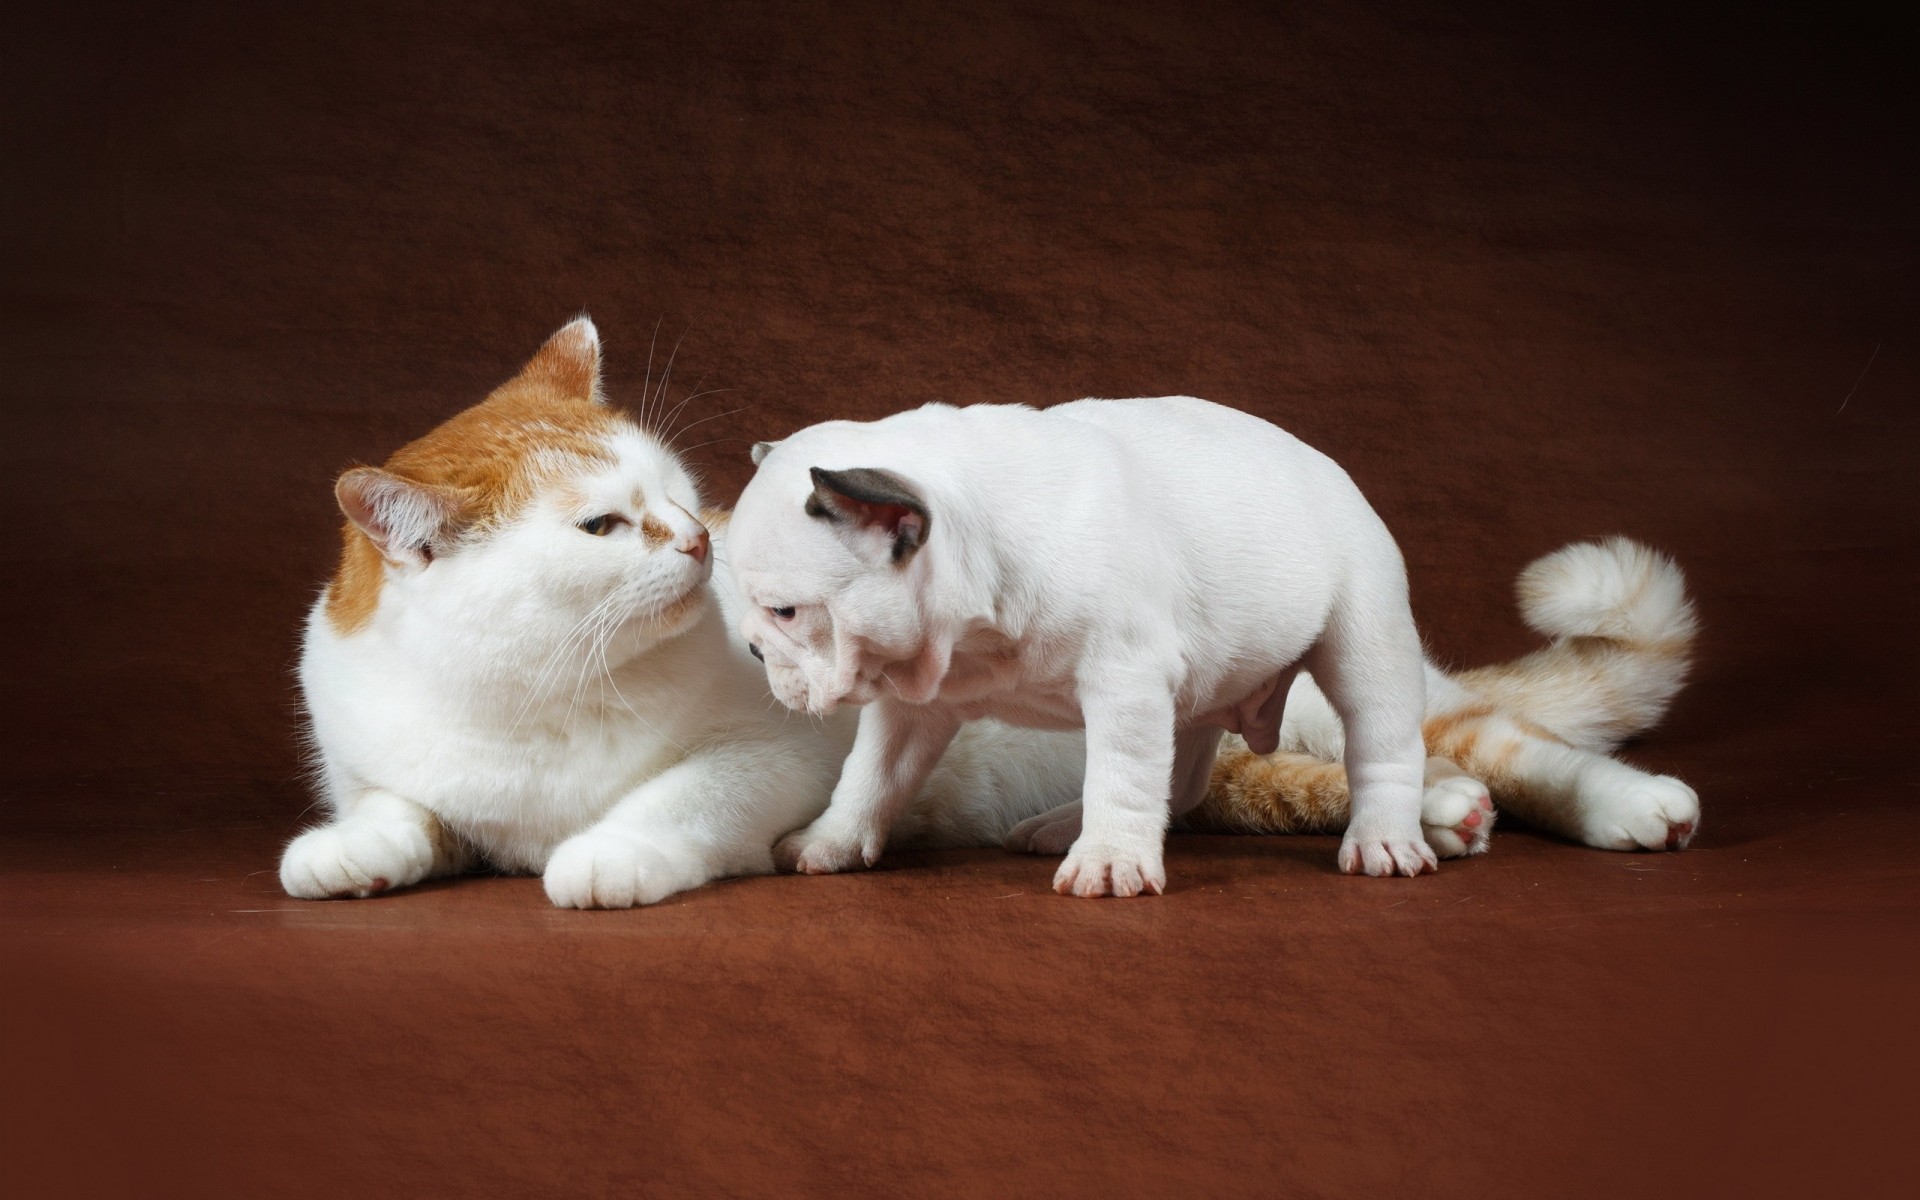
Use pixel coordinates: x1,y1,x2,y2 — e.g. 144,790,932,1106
1235,537,1702,852
283,425,849,906
285,329,1696,910
283,389,1086,907
729,397,1438,894
1518,537,1697,648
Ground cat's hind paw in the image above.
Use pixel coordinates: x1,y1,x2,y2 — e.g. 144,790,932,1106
280,819,434,899
1421,775,1495,858
543,830,692,908
1583,775,1700,852
1004,801,1083,856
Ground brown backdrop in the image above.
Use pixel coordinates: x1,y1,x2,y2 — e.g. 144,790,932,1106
4,1,1916,1196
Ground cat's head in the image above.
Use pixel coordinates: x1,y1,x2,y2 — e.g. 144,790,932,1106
323,317,713,671
728,427,948,716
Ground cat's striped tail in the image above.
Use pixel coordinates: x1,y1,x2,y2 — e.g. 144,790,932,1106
1454,537,1698,753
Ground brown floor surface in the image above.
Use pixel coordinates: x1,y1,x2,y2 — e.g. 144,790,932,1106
3,2,1917,1196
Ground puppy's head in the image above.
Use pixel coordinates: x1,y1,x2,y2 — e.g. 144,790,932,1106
730,440,948,714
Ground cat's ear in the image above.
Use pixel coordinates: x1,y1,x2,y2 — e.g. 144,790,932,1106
336,467,454,567
805,466,930,564
520,315,603,404
750,440,779,466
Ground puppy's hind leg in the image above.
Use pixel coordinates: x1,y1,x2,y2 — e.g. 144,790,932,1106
1170,723,1227,819
1306,597,1435,877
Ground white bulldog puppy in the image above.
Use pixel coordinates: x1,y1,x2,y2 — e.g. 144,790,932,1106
729,397,1435,896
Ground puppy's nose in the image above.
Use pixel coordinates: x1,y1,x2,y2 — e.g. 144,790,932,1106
749,643,763,662
678,528,710,563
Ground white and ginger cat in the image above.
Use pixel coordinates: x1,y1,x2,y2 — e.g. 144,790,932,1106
281,317,1084,907
282,318,1699,908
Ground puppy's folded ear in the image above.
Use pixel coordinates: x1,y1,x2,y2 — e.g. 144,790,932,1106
336,467,454,567
806,466,930,563
750,440,779,466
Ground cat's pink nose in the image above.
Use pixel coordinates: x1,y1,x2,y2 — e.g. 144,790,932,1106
679,529,710,563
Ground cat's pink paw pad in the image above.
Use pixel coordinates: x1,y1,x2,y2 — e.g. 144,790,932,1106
279,821,434,900
1586,776,1700,852
1420,777,1494,859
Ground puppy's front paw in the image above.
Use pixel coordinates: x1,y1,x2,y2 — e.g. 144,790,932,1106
1420,775,1495,858
1338,822,1438,877
773,818,883,875
543,830,688,909
1582,775,1700,852
1053,838,1165,898
280,820,433,899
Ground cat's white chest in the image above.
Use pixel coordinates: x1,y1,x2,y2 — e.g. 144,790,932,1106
303,618,702,873
331,695,682,871
439,716,684,871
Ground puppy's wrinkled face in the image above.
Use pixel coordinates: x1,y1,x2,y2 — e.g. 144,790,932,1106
730,452,939,715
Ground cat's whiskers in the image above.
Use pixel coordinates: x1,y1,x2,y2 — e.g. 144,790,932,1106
647,327,688,430
562,589,643,729
640,314,664,427
586,594,694,755
506,616,604,733
505,590,632,735
594,624,690,755
504,602,605,723
668,405,753,449
673,436,740,458
658,386,735,444
562,617,607,727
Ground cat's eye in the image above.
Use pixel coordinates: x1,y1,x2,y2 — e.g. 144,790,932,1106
577,514,628,537
769,606,796,620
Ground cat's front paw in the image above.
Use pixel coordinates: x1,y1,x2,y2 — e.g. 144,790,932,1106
1004,801,1083,856
1053,837,1165,898
1338,819,1438,877
773,817,883,875
543,830,692,908
1421,776,1495,858
280,820,434,899
1582,775,1700,852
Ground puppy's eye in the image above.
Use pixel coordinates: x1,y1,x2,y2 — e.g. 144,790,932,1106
577,514,628,536
769,606,796,620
